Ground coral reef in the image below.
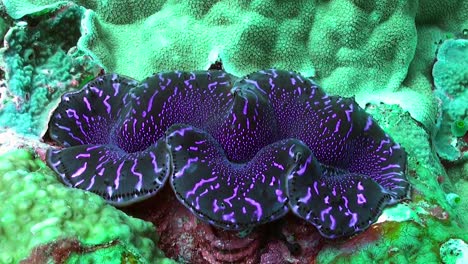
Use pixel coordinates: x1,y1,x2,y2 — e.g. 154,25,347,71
20,238,121,264
433,38,468,162
451,120,468,138
0,127,50,155
0,0,465,263
0,148,174,263
4,0,468,131
0,4,101,136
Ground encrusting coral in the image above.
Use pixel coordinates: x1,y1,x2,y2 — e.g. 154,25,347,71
439,238,468,264
0,149,175,264
3,0,467,132
433,38,468,162
0,4,101,136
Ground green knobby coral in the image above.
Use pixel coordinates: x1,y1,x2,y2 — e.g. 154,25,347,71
433,39,468,98
4,0,467,132
0,149,174,264
0,5,101,136
433,38,468,162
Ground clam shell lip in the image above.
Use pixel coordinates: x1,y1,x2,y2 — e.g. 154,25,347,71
46,69,409,237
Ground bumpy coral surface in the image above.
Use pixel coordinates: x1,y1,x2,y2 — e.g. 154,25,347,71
46,69,409,239
0,149,173,263
5,0,468,131
440,238,468,264
0,4,101,136
433,39,468,162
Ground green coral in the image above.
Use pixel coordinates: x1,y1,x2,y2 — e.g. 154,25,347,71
0,149,174,263
317,218,466,263
1,0,69,19
433,39,468,97
0,5,101,136
446,193,461,207
440,239,468,264
0,16,8,40
433,38,468,162
451,120,467,137
4,0,467,132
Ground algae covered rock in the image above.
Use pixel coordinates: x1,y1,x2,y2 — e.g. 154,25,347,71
0,149,174,264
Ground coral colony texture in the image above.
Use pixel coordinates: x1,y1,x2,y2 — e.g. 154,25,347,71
46,70,409,239
0,0,467,263
0,149,174,264
0,4,101,136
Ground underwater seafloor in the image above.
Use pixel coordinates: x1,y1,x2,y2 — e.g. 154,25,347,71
0,1,467,264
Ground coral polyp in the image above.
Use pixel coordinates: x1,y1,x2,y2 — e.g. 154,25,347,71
46,69,409,239
451,120,467,137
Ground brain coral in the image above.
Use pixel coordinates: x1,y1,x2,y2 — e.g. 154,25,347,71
0,149,172,263
46,69,409,239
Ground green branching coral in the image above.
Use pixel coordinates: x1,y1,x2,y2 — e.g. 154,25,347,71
0,149,174,263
